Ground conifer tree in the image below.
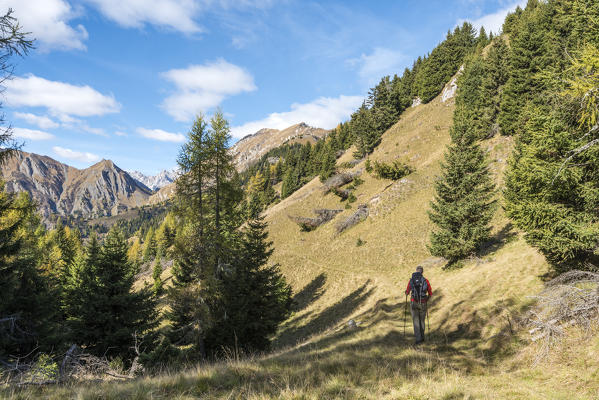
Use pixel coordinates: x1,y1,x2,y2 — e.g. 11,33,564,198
504,44,599,270
152,256,163,295
498,10,548,135
0,187,58,359
142,227,157,262
67,228,157,360
169,111,243,358
428,108,496,264
351,102,377,157
281,166,300,199
127,236,143,267
215,215,292,352
63,234,100,344
319,142,337,182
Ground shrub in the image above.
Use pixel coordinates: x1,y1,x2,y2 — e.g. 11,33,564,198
373,160,413,180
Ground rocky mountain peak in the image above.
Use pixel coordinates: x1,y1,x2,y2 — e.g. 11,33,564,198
1,151,152,220
231,123,328,172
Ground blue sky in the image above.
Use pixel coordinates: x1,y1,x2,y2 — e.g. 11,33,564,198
1,0,524,175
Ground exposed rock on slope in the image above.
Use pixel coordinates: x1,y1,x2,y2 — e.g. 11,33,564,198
231,122,328,172
1,151,153,219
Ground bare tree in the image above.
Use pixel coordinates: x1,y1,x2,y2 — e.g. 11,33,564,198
0,8,34,165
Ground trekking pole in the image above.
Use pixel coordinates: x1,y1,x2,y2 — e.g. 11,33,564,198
426,302,431,341
403,294,408,338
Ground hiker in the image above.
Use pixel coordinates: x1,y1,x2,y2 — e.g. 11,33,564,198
405,266,432,344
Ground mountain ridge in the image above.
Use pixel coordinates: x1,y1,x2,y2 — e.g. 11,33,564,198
1,150,153,220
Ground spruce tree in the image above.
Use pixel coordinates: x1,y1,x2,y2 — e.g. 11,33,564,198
504,45,599,270
319,142,337,182
215,215,292,353
428,108,496,264
0,188,58,359
66,228,157,360
169,111,243,358
351,102,378,157
142,227,157,262
498,10,548,135
63,234,100,345
152,256,163,295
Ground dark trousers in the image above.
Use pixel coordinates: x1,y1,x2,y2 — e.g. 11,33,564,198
410,301,427,342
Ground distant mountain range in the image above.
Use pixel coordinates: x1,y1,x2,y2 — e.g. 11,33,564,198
1,151,153,219
128,169,178,191
0,123,328,220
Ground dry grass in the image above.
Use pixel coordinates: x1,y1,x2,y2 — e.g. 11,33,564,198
6,95,599,399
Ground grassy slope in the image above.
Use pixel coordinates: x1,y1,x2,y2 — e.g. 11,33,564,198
11,92,599,400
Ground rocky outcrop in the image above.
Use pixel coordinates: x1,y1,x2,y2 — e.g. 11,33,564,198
289,209,343,231
441,65,464,103
1,151,152,219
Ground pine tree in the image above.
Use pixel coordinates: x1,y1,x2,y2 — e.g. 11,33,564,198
215,215,292,353
152,256,163,295
319,142,337,182
63,234,100,345
351,102,378,157
504,44,599,270
169,111,243,358
68,228,157,360
0,187,58,359
428,108,496,264
498,10,548,135
142,227,157,262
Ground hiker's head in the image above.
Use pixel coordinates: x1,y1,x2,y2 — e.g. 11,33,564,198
416,266,423,273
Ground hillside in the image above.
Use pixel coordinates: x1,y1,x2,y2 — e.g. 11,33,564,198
28,76,599,399
1,151,153,219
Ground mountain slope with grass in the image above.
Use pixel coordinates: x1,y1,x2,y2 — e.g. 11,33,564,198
22,74,599,400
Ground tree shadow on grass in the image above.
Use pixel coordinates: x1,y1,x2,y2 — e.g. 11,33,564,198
292,272,327,312
479,222,518,257
37,288,538,399
275,280,375,348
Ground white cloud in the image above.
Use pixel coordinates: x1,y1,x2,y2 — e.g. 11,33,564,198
230,95,362,139
114,130,128,136
137,127,185,143
464,0,527,35
12,127,54,141
161,59,256,121
5,74,120,118
53,146,100,163
348,47,406,84
84,0,202,34
3,0,88,51
13,112,59,129
83,0,276,35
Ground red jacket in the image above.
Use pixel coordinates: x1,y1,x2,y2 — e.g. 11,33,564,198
405,278,432,303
